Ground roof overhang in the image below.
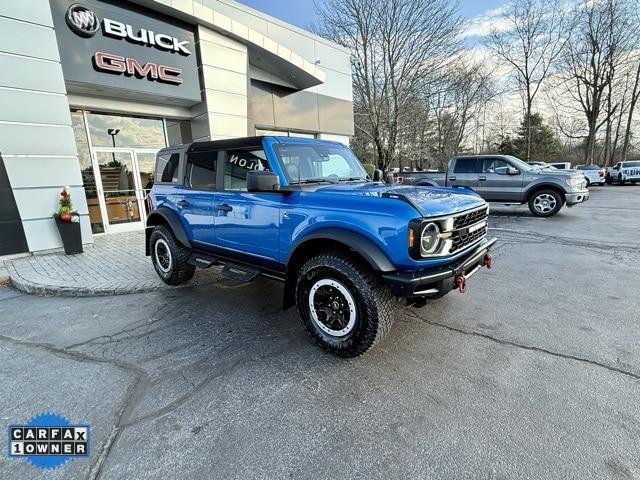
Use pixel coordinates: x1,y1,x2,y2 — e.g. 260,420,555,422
129,0,326,90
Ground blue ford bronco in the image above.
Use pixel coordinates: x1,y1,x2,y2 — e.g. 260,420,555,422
146,136,496,356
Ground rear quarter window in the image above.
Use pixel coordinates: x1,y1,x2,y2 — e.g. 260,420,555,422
155,153,181,184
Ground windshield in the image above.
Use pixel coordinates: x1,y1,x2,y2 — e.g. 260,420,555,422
623,161,640,167
505,155,533,172
274,143,368,184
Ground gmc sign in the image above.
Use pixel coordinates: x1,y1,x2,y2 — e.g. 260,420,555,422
94,52,183,84
52,0,201,105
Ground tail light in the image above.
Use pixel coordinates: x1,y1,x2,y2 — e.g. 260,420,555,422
598,170,605,177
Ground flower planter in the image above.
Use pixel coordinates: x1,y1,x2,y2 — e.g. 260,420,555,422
54,217,83,255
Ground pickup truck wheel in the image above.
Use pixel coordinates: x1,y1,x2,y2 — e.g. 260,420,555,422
296,253,395,357
150,225,195,285
528,190,563,217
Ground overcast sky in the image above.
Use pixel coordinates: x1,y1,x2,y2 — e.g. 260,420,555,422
236,0,506,35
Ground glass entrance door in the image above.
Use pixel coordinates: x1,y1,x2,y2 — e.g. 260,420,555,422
134,149,160,216
92,149,144,232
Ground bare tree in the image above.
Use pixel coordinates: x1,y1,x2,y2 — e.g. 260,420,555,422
621,61,640,160
485,0,569,161
427,62,495,169
315,0,464,170
559,0,634,164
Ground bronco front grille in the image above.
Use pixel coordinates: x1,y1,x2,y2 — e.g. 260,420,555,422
453,206,489,230
450,225,487,254
409,205,490,259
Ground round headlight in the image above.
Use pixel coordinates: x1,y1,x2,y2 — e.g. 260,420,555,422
420,222,440,255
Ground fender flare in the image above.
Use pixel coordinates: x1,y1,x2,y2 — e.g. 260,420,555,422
145,207,191,255
282,228,397,310
287,228,396,273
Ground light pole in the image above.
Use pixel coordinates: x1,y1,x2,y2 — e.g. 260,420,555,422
107,128,120,163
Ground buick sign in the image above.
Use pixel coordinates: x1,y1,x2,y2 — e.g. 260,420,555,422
66,4,100,37
52,0,201,104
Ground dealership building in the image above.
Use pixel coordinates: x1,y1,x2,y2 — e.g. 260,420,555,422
0,0,353,255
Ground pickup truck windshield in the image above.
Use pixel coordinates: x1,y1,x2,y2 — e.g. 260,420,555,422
505,155,534,172
274,144,368,184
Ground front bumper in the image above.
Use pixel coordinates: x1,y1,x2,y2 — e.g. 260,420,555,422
565,189,589,206
382,238,497,298
622,174,640,182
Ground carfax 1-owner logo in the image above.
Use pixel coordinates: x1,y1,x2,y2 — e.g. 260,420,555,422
7,412,90,470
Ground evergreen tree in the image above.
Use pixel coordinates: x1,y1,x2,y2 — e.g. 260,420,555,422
514,113,562,161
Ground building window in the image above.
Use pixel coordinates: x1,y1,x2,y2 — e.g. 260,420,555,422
71,111,105,234
85,112,166,148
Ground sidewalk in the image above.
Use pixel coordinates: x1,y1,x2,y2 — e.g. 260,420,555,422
5,231,223,296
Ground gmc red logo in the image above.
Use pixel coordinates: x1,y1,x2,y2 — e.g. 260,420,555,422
94,51,183,84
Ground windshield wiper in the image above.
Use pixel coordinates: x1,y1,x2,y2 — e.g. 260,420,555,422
289,177,337,185
338,176,370,182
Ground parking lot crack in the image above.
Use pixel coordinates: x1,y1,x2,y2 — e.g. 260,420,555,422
404,313,640,381
0,334,150,480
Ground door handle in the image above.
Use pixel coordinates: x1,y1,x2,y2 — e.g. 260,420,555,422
176,199,189,207
478,176,487,181
449,176,456,181
217,204,233,212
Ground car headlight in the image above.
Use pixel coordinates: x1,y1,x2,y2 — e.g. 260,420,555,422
565,177,582,187
420,222,440,255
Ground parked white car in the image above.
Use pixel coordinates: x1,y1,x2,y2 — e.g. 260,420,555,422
548,162,572,170
576,165,606,186
606,161,640,185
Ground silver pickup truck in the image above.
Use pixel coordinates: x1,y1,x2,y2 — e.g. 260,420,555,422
401,154,589,217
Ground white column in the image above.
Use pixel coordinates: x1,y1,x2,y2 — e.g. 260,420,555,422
191,25,249,141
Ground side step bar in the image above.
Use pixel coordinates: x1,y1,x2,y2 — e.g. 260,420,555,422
187,252,217,268
221,263,261,283
187,252,262,283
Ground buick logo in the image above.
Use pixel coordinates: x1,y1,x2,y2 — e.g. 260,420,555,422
66,4,100,37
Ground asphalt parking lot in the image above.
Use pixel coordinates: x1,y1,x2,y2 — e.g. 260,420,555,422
1,185,639,480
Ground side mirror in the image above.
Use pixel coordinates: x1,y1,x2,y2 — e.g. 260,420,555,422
372,169,383,182
506,166,520,175
247,170,281,192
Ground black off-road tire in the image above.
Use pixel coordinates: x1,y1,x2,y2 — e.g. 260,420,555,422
618,175,625,185
149,225,195,285
528,189,564,217
295,253,395,357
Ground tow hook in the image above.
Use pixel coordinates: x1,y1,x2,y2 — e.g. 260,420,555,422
455,275,466,293
483,253,493,269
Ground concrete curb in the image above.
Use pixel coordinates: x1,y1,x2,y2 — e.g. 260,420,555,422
6,261,223,297
5,262,162,297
